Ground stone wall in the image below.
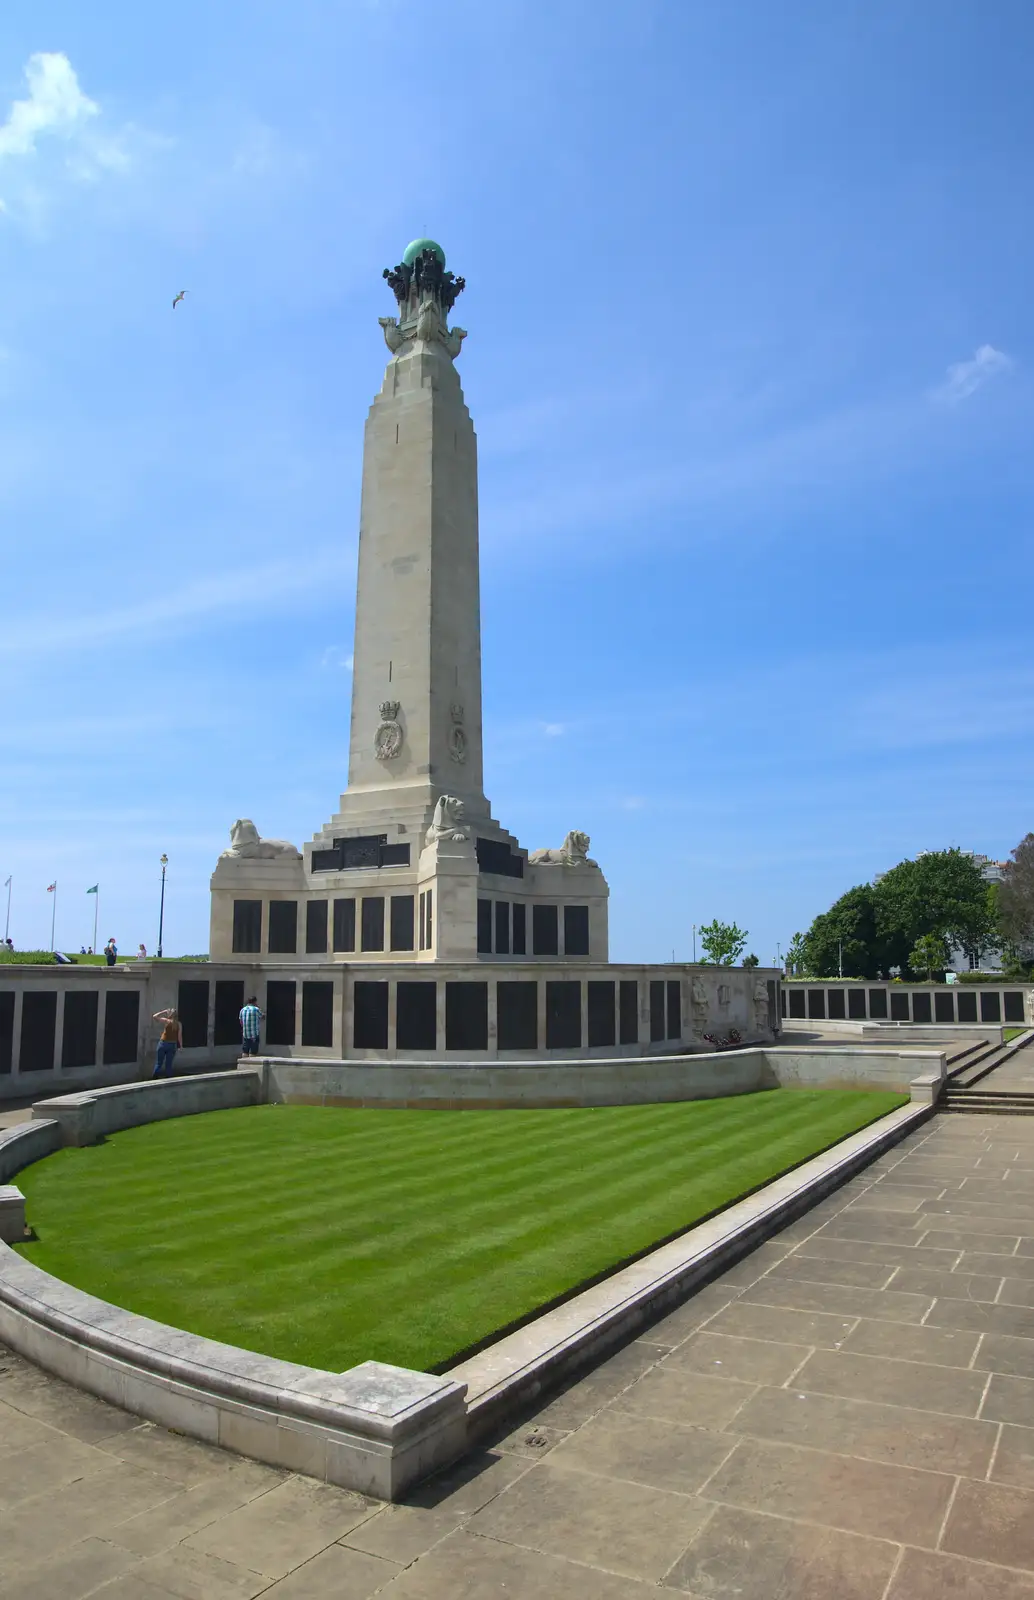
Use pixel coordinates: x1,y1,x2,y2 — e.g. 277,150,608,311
783,980,1034,1028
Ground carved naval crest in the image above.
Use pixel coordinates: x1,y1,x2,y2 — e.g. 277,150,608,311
448,701,467,764
374,700,403,761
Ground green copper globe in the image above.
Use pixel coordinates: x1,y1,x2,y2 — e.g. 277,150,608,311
402,237,445,267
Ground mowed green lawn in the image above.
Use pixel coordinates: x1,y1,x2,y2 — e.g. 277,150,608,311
15,1091,905,1374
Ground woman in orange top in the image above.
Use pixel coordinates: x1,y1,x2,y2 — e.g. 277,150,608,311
152,1009,182,1078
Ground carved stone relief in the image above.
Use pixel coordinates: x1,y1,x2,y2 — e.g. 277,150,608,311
375,700,403,761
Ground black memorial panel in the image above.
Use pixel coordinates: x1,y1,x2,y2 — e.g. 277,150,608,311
61,991,99,1069
890,991,910,1021
619,980,639,1044
177,980,209,1049
333,898,356,953
649,980,665,1042
957,989,978,1022
666,979,681,1040
935,991,956,1023
265,980,296,1047
301,982,334,1048
981,991,1002,1023
21,991,57,1072
103,990,139,1065
807,988,826,1020
390,895,415,952
306,900,328,955
848,988,867,1019
311,835,413,873
353,982,388,1050
445,982,488,1050
232,899,262,954
477,899,493,954
868,988,888,1019
788,988,806,1019
0,992,13,1074
396,982,437,1050
497,981,537,1050
268,900,298,955
564,905,590,958
476,838,524,878
495,901,511,956
214,980,245,1046
1005,991,1026,1023
361,897,385,952
827,989,846,1020
546,981,581,1050
588,981,616,1047
512,901,527,955
912,991,932,1023
532,904,559,957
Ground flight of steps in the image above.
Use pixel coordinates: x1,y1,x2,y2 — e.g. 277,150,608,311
942,1030,1034,1115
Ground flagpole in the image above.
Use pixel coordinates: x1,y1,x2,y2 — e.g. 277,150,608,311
3,877,10,943
50,882,57,953
93,889,98,956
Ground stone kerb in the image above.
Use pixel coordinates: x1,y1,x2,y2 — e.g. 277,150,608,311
31,1069,265,1147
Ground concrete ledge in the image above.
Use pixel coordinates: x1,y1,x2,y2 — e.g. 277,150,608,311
259,1045,945,1108
32,1070,265,1147
449,1100,932,1433
0,1119,62,1183
0,1246,466,1499
0,1186,26,1244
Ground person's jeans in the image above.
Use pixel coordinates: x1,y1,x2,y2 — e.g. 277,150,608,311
153,1041,177,1077
241,1036,260,1056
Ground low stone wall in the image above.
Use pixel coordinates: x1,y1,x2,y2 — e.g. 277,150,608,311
30,1070,265,1148
261,1044,946,1108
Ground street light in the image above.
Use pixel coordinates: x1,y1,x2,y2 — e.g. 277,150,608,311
158,854,168,959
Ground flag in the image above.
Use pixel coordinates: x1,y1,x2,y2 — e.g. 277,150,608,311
86,885,98,894
46,882,56,892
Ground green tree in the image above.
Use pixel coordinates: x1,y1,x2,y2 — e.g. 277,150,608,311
874,849,998,974
742,953,759,968
908,932,949,981
1000,834,1034,953
785,932,807,977
698,920,747,966
803,884,883,979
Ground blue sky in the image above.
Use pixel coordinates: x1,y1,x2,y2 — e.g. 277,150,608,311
1,1,1032,961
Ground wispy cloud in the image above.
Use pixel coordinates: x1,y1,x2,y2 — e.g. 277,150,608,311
0,52,139,215
0,556,348,659
320,646,354,671
933,344,1014,404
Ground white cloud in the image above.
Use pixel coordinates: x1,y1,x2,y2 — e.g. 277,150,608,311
542,722,566,738
320,647,354,671
934,344,1014,403
0,53,98,160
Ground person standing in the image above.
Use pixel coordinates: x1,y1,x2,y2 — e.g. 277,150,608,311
152,1009,182,1077
104,938,118,967
239,996,264,1055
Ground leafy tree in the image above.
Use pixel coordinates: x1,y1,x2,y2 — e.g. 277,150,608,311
1000,834,1034,953
803,884,883,979
785,932,807,977
874,849,998,975
698,920,747,966
742,953,759,968
908,932,949,981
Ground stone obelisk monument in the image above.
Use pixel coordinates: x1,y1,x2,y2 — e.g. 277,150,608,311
210,239,609,966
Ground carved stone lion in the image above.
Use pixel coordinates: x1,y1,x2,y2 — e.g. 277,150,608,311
529,830,596,868
221,819,300,860
425,795,470,845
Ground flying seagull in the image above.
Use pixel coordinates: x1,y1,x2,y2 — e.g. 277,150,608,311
172,290,187,309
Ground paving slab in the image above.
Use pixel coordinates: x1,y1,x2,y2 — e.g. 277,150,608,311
8,1111,1034,1595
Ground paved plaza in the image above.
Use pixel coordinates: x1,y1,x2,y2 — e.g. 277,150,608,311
6,1111,1034,1595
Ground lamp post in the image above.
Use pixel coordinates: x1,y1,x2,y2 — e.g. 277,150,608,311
157,854,168,959
692,924,697,963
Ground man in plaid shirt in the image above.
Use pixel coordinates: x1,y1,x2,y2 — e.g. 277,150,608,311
239,996,264,1055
